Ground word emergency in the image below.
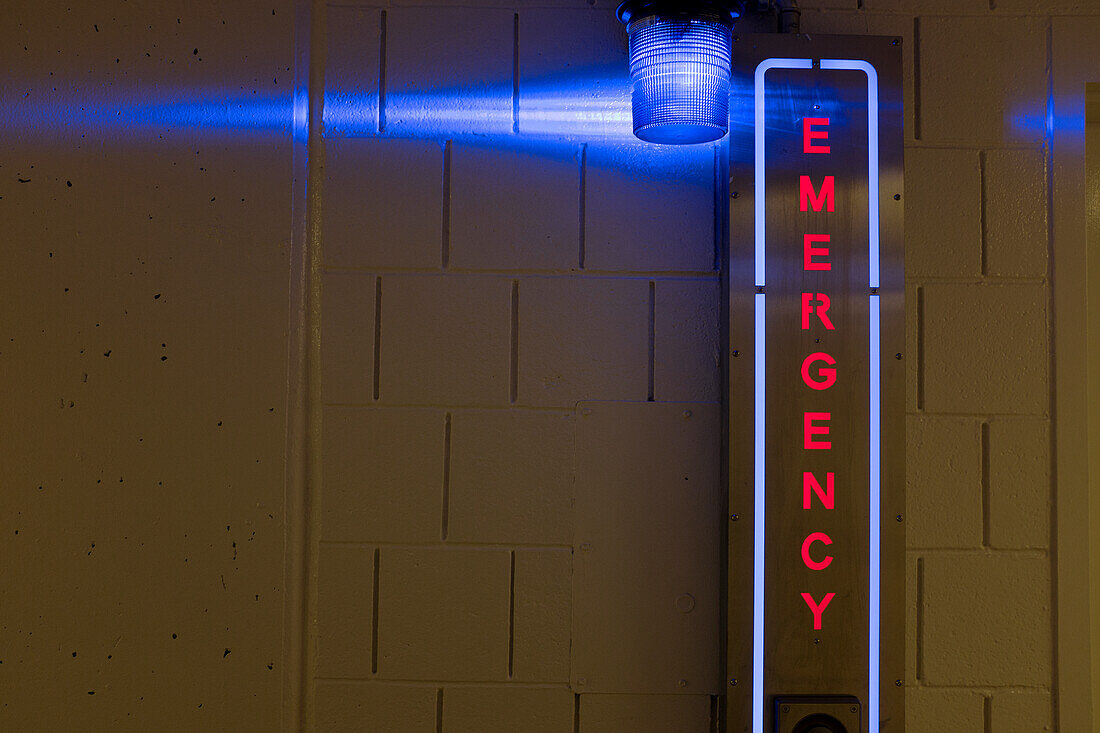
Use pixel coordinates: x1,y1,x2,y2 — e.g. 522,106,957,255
799,116,837,632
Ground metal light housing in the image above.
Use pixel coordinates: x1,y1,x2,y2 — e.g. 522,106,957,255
616,0,744,144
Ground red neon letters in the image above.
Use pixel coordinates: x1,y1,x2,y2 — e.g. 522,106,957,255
803,412,832,449
800,293,835,330
798,115,840,631
803,234,832,271
801,592,836,631
802,117,831,153
801,352,837,390
801,532,834,571
803,471,835,510
799,176,835,212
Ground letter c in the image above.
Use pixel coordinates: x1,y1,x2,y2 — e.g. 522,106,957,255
801,532,834,571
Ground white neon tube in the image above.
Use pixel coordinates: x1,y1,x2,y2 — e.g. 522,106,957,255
820,58,882,731
752,57,812,733
753,57,881,733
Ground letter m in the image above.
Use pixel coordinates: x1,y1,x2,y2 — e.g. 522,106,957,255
800,176,835,212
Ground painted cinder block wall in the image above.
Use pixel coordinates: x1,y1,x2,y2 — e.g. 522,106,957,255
313,1,1082,731
1,0,1097,731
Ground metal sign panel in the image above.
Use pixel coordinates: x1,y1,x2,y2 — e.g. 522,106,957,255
726,35,905,732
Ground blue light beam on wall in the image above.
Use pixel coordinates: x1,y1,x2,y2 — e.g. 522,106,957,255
625,15,733,144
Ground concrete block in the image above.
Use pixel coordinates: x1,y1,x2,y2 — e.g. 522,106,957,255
385,8,514,136
442,687,573,733
377,548,511,680
988,419,1050,549
450,143,581,271
985,149,1048,278
512,549,572,683
324,139,443,270
919,17,1047,146
906,416,982,548
572,403,722,694
518,277,649,406
655,278,721,403
325,6,381,136
314,683,437,732
579,694,711,732
905,688,984,733
317,545,375,679
322,272,375,404
904,148,981,278
922,553,1051,686
991,690,1053,732
585,144,716,272
381,275,511,405
322,407,445,543
447,410,574,544
518,9,631,139
922,283,1048,415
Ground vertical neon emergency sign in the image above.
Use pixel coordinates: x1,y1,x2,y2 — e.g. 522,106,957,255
731,35,903,733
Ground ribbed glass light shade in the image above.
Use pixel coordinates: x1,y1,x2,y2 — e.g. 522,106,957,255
627,15,733,144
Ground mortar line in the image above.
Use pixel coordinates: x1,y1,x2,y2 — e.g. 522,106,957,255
916,285,925,410
436,688,444,733
324,264,720,279
573,693,581,733
579,143,588,270
1044,16,1061,732
321,539,574,550
916,556,925,681
981,422,991,547
984,695,993,732
512,13,520,134
441,413,452,541
648,280,656,401
979,150,988,276
442,140,453,269
373,277,382,401
913,17,922,141
507,550,516,678
371,548,381,675
378,10,387,133
510,281,520,404
316,677,570,688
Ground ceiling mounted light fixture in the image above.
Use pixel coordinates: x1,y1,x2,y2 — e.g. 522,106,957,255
616,0,745,145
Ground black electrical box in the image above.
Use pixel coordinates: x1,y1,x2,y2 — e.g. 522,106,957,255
774,696,862,733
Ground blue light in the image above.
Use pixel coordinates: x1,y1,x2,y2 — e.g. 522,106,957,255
626,16,732,144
